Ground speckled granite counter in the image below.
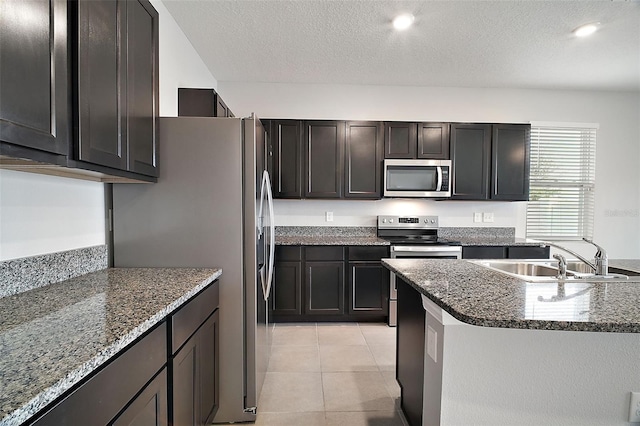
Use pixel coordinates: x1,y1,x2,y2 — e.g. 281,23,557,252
276,226,389,246
275,226,545,247
382,258,640,333
0,267,221,426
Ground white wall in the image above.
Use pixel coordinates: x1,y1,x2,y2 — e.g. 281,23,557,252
0,171,105,261
151,0,217,116
0,1,218,262
219,82,640,258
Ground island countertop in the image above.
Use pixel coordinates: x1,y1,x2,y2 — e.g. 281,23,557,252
382,258,640,333
0,267,221,426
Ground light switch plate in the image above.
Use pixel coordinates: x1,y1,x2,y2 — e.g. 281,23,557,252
325,211,334,222
483,212,494,223
473,212,482,223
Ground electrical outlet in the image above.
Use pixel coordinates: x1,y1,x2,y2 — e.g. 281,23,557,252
473,212,482,223
483,212,494,223
325,211,334,222
629,392,640,422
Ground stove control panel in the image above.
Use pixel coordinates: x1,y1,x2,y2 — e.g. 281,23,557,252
378,215,439,229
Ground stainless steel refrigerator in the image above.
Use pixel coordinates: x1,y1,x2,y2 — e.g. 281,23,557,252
111,115,274,423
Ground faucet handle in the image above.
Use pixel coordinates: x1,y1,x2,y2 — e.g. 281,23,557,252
582,238,607,258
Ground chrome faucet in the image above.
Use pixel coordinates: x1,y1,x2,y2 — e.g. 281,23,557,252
541,238,609,276
553,253,568,279
583,238,608,275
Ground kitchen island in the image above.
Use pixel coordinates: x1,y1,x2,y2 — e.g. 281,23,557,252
0,267,221,426
383,258,640,426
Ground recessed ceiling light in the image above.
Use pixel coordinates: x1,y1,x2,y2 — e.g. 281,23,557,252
573,22,600,37
393,13,415,31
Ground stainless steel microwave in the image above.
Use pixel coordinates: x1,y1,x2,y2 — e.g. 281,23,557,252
383,159,452,198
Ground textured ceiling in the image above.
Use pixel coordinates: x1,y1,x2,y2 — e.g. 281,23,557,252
162,0,640,91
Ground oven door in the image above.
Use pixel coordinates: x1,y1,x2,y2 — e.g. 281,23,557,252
388,245,461,326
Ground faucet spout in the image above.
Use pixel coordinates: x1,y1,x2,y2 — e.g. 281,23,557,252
540,241,598,274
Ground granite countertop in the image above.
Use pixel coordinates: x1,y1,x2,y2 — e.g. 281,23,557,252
382,258,640,333
275,226,546,247
0,267,221,426
276,235,390,246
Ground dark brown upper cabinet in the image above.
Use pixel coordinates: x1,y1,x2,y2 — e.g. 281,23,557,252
271,120,303,198
383,122,417,158
384,122,449,159
125,0,160,177
303,120,345,199
344,121,383,199
76,0,126,170
178,88,234,117
74,0,159,177
451,123,530,201
417,122,450,159
0,0,70,156
491,124,530,201
450,123,492,199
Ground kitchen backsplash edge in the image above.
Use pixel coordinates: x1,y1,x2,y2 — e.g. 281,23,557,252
0,245,109,298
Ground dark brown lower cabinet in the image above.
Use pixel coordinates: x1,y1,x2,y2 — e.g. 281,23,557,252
348,262,388,315
396,278,426,426
172,311,219,426
273,246,389,322
112,369,168,426
170,281,220,426
462,245,550,259
32,324,168,426
305,261,345,315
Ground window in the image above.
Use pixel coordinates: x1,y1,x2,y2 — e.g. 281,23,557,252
526,124,597,240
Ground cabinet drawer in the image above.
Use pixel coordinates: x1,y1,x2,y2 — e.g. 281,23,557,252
276,246,302,261
462,246,506,259
33,323,167,426
348,246,389,261
305,246,345,261
171,280,219,354
507,246,550,259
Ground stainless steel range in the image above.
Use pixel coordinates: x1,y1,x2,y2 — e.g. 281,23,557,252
377,215,462,326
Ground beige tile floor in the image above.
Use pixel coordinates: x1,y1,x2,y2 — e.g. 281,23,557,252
255,322,408,426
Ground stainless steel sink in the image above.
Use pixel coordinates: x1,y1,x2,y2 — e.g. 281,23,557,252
472,259,630,282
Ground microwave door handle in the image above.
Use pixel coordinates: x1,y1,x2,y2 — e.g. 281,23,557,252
436,166,443,191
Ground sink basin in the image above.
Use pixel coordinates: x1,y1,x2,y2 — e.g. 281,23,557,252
479,261,566,278
472,260,630,282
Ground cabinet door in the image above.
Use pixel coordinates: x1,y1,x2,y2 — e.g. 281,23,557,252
305,261,344,315
199,310,219,425
0,0,69,155
304,121,344,198
344,121,383,199
125,0,159,177
215,96,228,117
491,124,530,201
76,0,126,170
450,123,491,200
172,310,219,426
348,262,388,315
273,261,303,316
383,122,417,158
461,246,506,259
111,369,168,426
272,120,302,198
417,122,450,159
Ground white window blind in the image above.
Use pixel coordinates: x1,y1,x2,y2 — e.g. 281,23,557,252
526,125,596,240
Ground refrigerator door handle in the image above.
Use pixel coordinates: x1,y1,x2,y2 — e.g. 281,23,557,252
263,171,275,300
258,170,276,301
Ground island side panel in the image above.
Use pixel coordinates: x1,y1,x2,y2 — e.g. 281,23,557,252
396,278,425,426
440,313,640,425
